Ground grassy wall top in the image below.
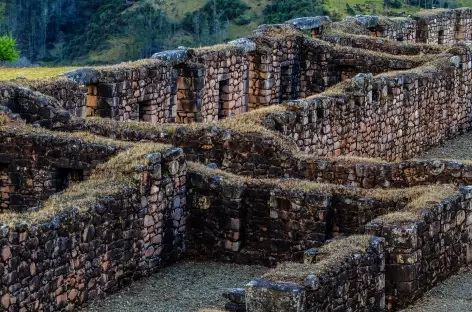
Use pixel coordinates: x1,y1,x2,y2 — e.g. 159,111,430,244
189,162,459,220
0,127,173,227
263,235,373,283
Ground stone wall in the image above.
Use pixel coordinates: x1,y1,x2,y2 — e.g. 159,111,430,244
249,25,304,109
245,236,385,312
328,9,472,45
366,186,472,309
0,126,122,212
185,47,250,122
0,85,71,128
26,78,87,118
456,8,472,41
186,166,333,265
267,49,472,161
414,10,458,44
0,141,187,311
174,63,205,123
81,61,176,123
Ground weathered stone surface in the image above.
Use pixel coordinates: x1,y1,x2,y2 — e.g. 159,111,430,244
63,68,101,85
151,49,189,63
286,16,330,30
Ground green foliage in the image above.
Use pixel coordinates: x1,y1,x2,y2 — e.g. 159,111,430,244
0,34,20,62
262,0,327,23
384,0,403,8
182,0,250,45
346,4,356,15
2,0,472,64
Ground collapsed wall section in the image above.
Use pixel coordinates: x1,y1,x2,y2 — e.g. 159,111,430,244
25,78,87,118
0,84,71,128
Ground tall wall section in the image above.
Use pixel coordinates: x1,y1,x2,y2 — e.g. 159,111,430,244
266,47,472,161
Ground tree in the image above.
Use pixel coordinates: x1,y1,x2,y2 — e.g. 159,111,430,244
0,34,20,62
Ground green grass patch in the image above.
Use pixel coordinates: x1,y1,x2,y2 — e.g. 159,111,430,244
0,67,80,81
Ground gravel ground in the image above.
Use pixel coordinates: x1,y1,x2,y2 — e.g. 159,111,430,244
404,269,472,312
82,261,267,312
420,132,472,160
405,133,472,311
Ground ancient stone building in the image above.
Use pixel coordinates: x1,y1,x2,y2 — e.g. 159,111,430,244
3,7,472,312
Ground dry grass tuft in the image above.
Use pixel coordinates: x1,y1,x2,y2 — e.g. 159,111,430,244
376,54,452,78
294,153,389,164
414,8,452,17
3,122,134,149
71,116,182,136
188,162,250,185
94,142,170,180
308,79,352,99
98,58,166,71
371,211,422,226
192,44,241,54
333,45,437,63
0,178,134,226
255,25,302,38
219,105,286,133
0,112,9,126
264,235,372,282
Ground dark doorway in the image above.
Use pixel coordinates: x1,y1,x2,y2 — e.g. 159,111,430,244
438,30,445,44
56,169,84,192
218,78,230,120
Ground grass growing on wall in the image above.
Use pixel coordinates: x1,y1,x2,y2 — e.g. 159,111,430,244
0,67,80,81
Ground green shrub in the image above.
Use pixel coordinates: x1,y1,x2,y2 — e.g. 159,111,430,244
0,34,20,62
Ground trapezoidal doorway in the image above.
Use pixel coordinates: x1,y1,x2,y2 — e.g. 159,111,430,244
218,75,231,120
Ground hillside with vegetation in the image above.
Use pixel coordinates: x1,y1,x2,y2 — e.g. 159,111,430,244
0,0,471,66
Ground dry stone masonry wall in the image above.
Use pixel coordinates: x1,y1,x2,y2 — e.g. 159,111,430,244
3,7,472,312
0,128,120,212
0,126,187,312
267,49,472,161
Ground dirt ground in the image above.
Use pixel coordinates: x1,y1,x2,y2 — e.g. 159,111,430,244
419,131,472,160
404,269,472,312
82,261,267,312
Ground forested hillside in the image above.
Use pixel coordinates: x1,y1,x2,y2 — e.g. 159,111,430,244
0,0,470,65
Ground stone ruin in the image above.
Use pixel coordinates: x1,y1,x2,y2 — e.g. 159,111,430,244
2,7,472,312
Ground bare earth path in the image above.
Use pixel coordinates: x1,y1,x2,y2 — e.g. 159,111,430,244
420,132,472,160
81,261,266,312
